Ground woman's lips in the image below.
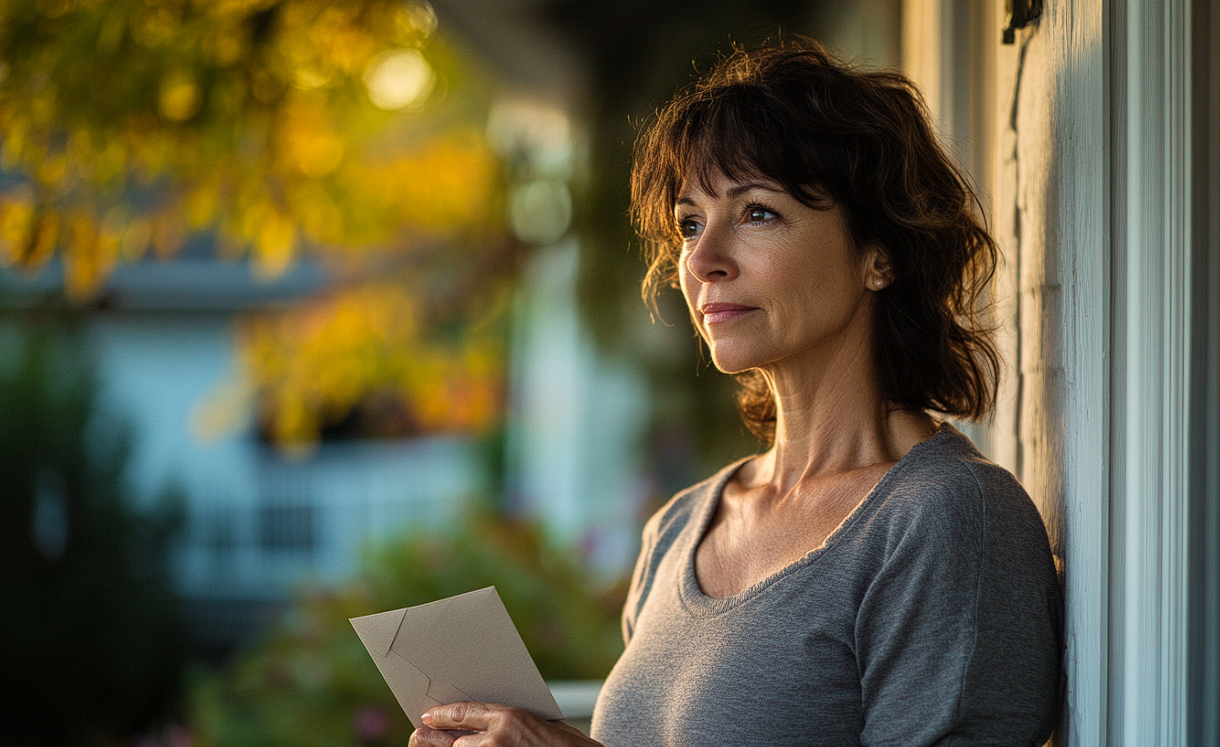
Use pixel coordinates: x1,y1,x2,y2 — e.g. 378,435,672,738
700,302,758,325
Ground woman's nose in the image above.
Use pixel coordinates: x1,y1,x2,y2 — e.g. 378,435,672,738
684,225,737,282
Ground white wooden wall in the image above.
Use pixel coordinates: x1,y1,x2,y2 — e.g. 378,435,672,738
902,0,1217,744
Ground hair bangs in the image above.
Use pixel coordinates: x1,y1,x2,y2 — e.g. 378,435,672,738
681,88,834,210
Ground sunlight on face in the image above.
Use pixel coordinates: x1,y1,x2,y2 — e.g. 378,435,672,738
676,171,878,378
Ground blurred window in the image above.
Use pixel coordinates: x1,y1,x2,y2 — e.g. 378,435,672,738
258,504,316,553
206,508,237,552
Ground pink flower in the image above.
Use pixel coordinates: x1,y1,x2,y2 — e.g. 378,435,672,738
353,707,391,741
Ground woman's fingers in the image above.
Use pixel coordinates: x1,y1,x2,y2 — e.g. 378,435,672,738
422,701,511,731
408,725,459,747
418,702,602,747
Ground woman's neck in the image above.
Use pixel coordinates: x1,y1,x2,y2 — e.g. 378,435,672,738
747,363,937,496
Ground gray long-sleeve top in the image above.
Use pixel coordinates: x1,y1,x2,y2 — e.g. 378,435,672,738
590,424,1063,746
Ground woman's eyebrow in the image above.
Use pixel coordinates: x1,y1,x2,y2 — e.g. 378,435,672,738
674,181,783,211
725,181,784,198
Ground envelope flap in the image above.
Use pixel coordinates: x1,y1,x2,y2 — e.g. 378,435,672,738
352,587,563,724
350,607,408,657
389,587,562,720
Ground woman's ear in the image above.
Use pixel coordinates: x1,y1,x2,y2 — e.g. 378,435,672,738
864,245,894,290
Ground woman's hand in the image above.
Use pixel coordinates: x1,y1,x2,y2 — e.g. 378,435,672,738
408,702,603,747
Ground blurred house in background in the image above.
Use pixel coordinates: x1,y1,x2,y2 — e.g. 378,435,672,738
0,255,489,651
1,225,657,658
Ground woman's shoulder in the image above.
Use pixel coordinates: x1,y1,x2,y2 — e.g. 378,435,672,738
640,458,748,544
870,424,1047,540
885,423,1023,496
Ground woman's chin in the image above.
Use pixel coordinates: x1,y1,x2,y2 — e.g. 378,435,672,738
708,348,762,375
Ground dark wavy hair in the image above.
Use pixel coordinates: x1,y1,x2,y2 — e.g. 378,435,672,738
631,36,1000,443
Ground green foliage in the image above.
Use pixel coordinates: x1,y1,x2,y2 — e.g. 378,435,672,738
0,318,185,747
189,513,626,747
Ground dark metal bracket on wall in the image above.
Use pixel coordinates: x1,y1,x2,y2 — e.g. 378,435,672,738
1002,0,1044,43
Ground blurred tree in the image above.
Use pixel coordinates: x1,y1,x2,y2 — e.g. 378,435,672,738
188,512,625,747
231,281,508,450
0,0,497,284
0,316,186,747
0,0,516,449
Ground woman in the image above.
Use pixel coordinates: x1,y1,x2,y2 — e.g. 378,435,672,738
410,36,1063,747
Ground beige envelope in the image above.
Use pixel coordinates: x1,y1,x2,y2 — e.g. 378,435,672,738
350,586,564,729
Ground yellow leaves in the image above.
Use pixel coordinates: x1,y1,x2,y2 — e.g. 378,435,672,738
277,1,436,83
279,99,345,177
0,193,35,263
119,215,151,261
149,208,185,259
34,152,68,190
0,187,179,285
1,0,504,284
344,132,499,239
290,65,331,91
0,189,63,271
253,208,297,280
95,8,126,54
405,343,501,435
200,0,269,67
27,215,59,267
238,284,397,445
95,139,129,183
62,210,121,299
1,119,28,170
291,183,344,245
158,69,203,121
233,283,504,452
205,27,244,68
2,0,516,450
127,126,173,183
130,3,182,49
184,178,219,229
190,371,254,444
0,191,55,268
305,5,378,75
225,196,299,279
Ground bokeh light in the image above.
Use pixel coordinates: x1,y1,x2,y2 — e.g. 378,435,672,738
364,49,436,110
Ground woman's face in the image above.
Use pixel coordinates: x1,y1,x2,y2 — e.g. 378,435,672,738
676,170,884,378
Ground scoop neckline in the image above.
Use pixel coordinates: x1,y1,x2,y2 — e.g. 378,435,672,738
677,422,957,617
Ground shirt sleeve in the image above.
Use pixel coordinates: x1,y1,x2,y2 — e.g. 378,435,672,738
855,464,1063,747
621,512,660,644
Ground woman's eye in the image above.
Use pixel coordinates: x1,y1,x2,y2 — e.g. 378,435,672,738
747,207,775,223
679,219,701,238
